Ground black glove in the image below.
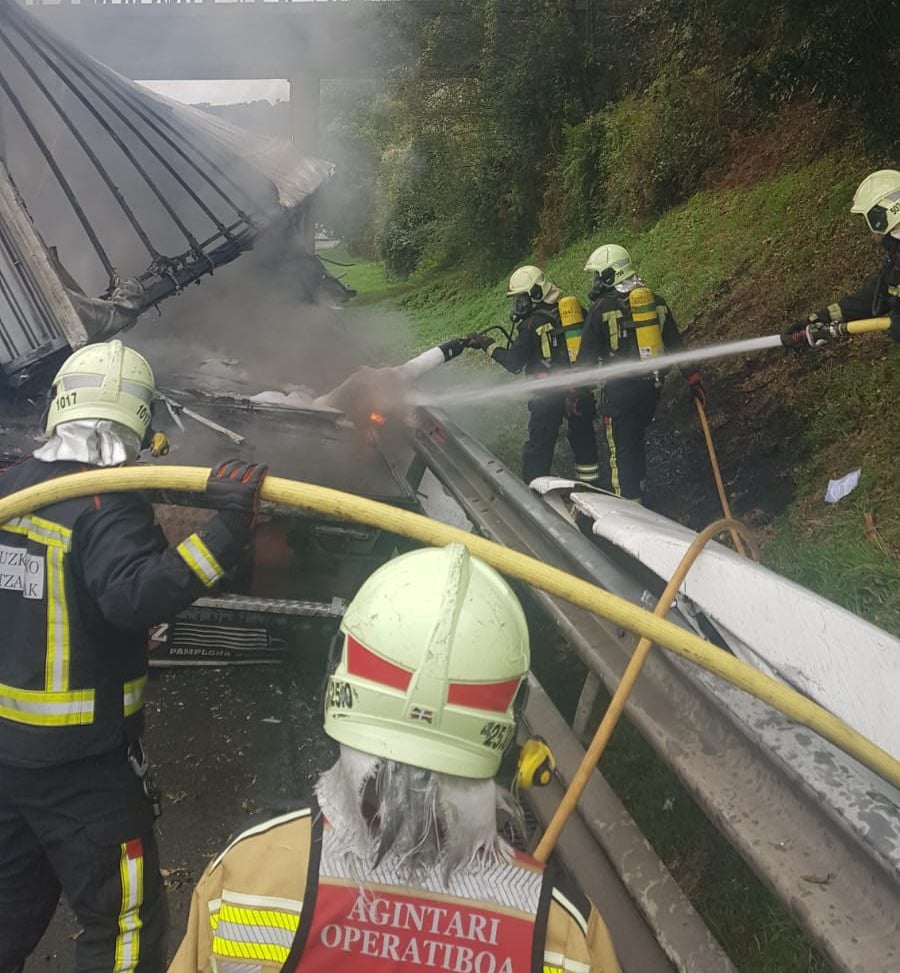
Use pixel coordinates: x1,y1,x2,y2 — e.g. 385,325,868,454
439,337,467,361
207,459,269,537
890,305,900,343
687,372,707,409
466,332,493,351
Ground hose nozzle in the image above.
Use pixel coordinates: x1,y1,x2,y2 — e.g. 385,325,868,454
784,316,891,349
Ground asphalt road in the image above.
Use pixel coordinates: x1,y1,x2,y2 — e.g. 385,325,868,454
26,653,334,970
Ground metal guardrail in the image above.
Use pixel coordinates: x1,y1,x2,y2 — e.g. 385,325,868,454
412,405,900,973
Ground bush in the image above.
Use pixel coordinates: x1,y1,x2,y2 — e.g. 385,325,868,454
602,69,735,222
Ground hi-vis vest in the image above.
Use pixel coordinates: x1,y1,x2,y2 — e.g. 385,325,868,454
182,808,621,973
296,818,547,973
0,459,146,766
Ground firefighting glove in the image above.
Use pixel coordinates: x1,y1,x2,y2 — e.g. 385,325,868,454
439,337,467,361
687,372,707,409
890,305,900,343
207,459,269,538
466,332,493,351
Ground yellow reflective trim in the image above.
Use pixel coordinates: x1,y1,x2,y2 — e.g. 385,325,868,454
210,901,299,964
44,544,70,692
602,311,620,351
114,842,144,973
828,303,844,322
604,420,622,496
123,675,147,718
212,938,290,963
220,903,299,930
177,533,224,588
536,322,554,361
1,516,72,551
0,682,94,726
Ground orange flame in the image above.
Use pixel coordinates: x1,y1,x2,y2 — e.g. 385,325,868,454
369,411,386,426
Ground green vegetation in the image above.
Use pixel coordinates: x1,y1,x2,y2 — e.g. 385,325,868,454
313,3,899,965
338,154,900,635
334,142,898,967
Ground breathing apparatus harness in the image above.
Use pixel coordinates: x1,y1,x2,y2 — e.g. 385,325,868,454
591,279,667,387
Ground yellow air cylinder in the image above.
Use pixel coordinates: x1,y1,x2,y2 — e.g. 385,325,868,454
558,295,584,363
628,286,664,360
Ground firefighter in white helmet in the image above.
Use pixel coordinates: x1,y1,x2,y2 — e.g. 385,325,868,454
782,169,900,347
574,245,705,502
467,265,600,485
0,340,269,973
171,544,622,973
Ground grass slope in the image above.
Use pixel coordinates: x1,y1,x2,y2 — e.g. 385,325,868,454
333,143,900,638
329,145,898,971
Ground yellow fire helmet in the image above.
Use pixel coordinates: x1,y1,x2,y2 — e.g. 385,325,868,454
584,243,635,287
45,339,156,441
324,543,531,779
850,169,900,235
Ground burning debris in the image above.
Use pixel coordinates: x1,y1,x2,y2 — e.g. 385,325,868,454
312,343,463,427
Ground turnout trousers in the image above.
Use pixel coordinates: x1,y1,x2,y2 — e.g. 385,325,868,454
523,391,599,485
599,385,660,501
0,748,167,973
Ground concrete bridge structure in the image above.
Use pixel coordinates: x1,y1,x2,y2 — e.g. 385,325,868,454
17,0,471,150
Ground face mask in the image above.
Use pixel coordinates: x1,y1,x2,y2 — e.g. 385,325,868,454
511,293,532,321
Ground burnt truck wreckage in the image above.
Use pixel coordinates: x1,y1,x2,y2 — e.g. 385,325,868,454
0,0,340,391
0,0,396,663
2,4,900,972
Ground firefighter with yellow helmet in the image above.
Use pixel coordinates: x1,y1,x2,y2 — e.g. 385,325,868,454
467,266,600,485
782,169,900,347
0,339,269,973
172,543,623,973
574,245,705,502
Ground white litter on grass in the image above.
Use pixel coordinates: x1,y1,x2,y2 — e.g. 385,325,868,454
824,469,861,504
261,717,282,724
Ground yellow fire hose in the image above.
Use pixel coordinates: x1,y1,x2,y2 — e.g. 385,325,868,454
535,518,757,861
693,400,751,559
845,317,891,335
1,467,899,793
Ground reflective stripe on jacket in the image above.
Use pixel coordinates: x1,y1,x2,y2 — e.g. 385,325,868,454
0,457,240,766
170,807,623,973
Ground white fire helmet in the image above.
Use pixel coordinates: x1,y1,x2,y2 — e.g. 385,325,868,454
850,169,900,235
323,544,531,779
45,339,155,441
584,243,635,287
507,265,555,302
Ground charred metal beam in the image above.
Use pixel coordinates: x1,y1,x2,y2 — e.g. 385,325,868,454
17,18,210,258
0,57,117,286
0,23,159,263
